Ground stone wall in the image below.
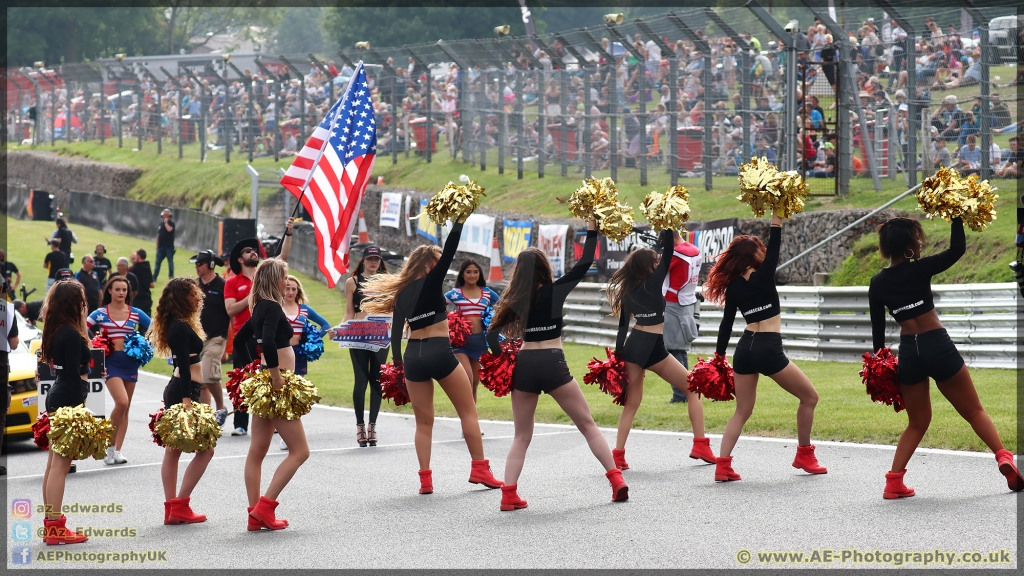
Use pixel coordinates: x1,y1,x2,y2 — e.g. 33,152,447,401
7,151,142,209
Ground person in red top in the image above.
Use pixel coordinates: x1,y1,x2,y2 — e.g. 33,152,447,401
663,230,703,404
224,220,293,436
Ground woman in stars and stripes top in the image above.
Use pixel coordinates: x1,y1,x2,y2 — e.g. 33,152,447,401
282,275,331,377
444,259,500,402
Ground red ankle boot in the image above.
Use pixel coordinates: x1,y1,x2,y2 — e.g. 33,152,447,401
43,515,88,545
249,496,287,530
612,448,629,470
689,437,716,463
500,484,528,511
792,444,828,474
247,505,288,530
469,459,503,488
165,497,207,525
995,449,1024,491
418,469,433,494
883,469,915,499
606,468,629,501
715,456,741,482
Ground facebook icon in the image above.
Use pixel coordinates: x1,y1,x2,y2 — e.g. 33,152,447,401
12,545,32,565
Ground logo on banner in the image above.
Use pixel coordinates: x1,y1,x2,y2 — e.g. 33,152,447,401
603,226,650,273
332,316,393,351
502,220,533,262
538,224,568,277
572,231,602,275
689,219,737,264
415,199,439,242
379,192,402,229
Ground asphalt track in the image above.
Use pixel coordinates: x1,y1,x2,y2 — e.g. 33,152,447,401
3,371,1019,570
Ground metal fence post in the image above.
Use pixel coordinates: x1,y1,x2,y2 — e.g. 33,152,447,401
516,68,524,179
560,68,568,177
583,69,592,178
537,69,545,178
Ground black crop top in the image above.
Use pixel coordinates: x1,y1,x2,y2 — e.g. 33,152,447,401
51,325,91,379
352,274,366,313
486,230,598,355
168,319,204,401
234,300,293,369
615,229,675,352
868,218,965,352
391,222,463,365
715,225,782,356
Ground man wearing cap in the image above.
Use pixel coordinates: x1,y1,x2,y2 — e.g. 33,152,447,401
810,142,837,177
193,250,230,426
224,219,294,436
43,239,68,291
931,95,964,141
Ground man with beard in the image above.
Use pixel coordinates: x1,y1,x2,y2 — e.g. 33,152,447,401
128,249,155,317
224,219,293,436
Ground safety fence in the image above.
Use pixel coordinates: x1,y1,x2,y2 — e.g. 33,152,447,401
562,282,1018,369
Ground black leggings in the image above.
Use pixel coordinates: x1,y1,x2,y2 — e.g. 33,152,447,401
350,347,388,425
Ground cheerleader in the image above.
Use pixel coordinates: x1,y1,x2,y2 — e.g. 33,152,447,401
343,246,389,447
148,278,213,524
445,259,500,402
607,228,714,470
704,209,826,481
868,217,1022,497
361,219,503,495
232,259,310,530
280,274,330,450
87,275,151,465
487,219,628,510
39,281,91,544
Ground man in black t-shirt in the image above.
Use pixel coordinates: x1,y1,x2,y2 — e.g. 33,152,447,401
43,240,68,290
93,244,113,285
192,249,230,425
13,300,43,326
47,217,76,263
76,255,101,312
115,257,140,296
154,209,176,280
0,250,20,290
129,249,155,317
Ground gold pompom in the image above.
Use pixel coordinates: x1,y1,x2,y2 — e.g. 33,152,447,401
48,405,114,460
640,185,691,232
424,180,486,225
737,158,809,219
240,370,322,421
961,175,998,232
595,200,635,242
153,403,221,453
918,168,998,231
568,177,617,220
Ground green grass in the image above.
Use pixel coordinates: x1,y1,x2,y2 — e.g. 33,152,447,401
6,218,1015,452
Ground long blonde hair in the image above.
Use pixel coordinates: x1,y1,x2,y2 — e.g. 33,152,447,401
148,277,207,356
250,258,288,312
360,245,442,314
285,275,307,305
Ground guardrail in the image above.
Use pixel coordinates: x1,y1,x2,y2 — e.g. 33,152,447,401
562,283,1019,369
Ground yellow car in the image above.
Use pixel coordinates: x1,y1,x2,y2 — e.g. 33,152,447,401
5,340,39,442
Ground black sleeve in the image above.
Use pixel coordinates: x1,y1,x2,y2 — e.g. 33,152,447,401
868,283,887,353
715,295,737,357
232,320,254,364
486,326,501,356
646,229,675,289
758,225,782,280
390,295,406,365
168,322,196,401
8,319,18,340
424,222,464,292
915,218,965,277
552,230,598,307
614,300,629,354
258,304,285,369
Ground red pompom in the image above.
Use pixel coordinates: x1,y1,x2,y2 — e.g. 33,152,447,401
380,362,410,406
687,353,736,402
32,411,50,451
584,348,629,406
860,348,904,412
91,334,113,356
149,408,166,447
447,311,472,348
225,360,260,413
478,339,521,398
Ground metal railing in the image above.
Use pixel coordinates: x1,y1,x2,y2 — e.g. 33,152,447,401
562,282,1018,369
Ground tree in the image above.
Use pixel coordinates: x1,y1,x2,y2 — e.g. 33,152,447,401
323,6,527,52
160,2,283,55
271,7,325,56
7,7,165,66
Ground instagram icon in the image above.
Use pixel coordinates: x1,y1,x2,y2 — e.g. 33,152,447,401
12,499,32,518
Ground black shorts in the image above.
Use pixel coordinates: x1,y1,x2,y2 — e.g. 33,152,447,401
732,331,790,376
897,328,965,385
513,349,574,394
618,329,670,369
404,337,461,382
45,378,88,413
163,376,202,409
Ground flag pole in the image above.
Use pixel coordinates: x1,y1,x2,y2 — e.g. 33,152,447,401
276,62,364,256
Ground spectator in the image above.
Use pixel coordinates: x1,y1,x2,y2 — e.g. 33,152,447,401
995,137,1022,179
191,250,230,426
154,208,176,280
958,134,982,175
47,217,77,263
990,93,1012,129
43,239,68,291
0,249,20,290
13,299,43,327
958,111,978,148
93,244,112,285
932,136,953,169
931,94,964,140
128,249,155,317
803,100,823,129
810,141,837,178
753,136,777,164
76,255,101,312
115,257,139,296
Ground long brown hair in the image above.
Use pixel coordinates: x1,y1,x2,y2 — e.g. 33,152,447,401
250,258,288,312
148,277,206,357
702,235,767,305
489,248,553,339
352,254,388,277
101,275,132,306
40,281,88,364
360,245,442,315
606,248,659,317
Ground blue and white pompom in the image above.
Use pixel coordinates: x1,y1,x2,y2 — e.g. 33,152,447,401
299,323,325,361
123,332,154,366
481,305,506,343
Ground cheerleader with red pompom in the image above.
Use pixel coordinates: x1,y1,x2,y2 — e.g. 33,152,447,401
868,217,1021,498
445,259,501,404
704,209,826,483
486,218,628,511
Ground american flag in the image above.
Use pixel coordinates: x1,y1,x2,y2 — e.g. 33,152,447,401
280,62,376,287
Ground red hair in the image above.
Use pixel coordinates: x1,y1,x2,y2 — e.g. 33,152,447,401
702,235,767,305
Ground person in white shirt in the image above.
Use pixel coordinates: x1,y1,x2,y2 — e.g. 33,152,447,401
645,40,661,75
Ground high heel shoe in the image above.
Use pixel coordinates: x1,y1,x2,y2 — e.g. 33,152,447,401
367,422,377,447
356,424,367,447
